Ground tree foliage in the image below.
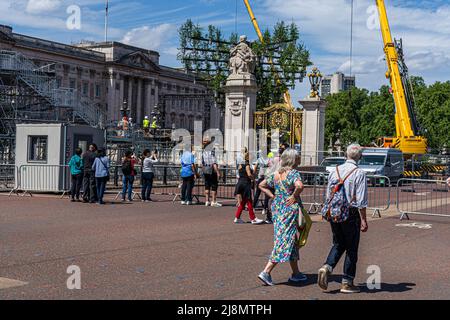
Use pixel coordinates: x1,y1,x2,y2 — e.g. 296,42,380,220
325,77,450,152
178,19,311,109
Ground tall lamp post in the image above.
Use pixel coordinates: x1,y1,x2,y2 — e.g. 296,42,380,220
120,100,129,118
308,67,323,99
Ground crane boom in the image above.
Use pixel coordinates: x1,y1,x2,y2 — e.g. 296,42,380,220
243,0,294,110
376,0,427,154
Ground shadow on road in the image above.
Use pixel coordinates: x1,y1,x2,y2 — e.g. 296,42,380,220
278,274,342,288
278,274,416,295
325,282,416,294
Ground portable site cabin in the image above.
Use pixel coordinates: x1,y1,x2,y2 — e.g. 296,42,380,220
15,123,105,193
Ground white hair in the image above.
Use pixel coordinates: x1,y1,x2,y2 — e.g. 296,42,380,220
279,148,300,173
346,144,363,161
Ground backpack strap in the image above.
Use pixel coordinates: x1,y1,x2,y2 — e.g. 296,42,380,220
324,166,359,208
340,166,358,184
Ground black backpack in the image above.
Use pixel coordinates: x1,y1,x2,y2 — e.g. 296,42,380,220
122,159,132,176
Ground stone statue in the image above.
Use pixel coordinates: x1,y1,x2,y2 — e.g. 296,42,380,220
229,35,256,75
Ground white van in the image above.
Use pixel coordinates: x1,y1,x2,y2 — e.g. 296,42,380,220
359,148,404,180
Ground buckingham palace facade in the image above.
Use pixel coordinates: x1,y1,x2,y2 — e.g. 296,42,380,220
0,24,221,131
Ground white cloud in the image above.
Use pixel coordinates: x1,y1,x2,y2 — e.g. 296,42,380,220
260,0,450,96
121,24,177,51
338,57,383,75
407,51,450,72
26,0,61,14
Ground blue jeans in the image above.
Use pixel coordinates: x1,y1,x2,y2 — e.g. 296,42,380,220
181,175,195,202
122,175,135,200
325,208,361,283
141,172,154,201
95,176,108,204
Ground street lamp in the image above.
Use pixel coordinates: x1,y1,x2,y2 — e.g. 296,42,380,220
308,67,323,99
120,100,129,118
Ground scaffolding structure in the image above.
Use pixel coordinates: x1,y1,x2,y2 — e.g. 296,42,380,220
0,50,106,163
105,92,215,165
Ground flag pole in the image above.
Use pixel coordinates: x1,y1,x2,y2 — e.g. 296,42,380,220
104,0,109,42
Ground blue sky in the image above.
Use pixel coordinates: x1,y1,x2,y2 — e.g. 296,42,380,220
1,0,449,102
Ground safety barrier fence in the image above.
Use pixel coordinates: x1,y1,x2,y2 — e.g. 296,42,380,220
396,178,450,220
298,171,391,218
13,165,71,196
0,164,18,194
6,164,450,222
106,165,239,201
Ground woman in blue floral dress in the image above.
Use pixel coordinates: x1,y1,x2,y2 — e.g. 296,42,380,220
257,149,307,286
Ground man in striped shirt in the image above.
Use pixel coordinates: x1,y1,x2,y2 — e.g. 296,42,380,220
318,143,369,294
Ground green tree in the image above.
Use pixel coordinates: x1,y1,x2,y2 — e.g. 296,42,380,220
414,81,450,151
325,87,370,148
178,20,311,109
325,77,450,153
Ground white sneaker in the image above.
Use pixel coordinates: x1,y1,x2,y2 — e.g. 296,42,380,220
186,201,192,205
181,201,186,205
251,218,265,225
205,201,211,207
211,202,222,207
234,218,245,224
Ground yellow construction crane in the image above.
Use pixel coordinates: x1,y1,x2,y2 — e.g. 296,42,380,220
376,0,427,154
243,0,295,110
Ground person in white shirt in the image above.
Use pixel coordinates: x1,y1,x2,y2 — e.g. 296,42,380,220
141,149,158,202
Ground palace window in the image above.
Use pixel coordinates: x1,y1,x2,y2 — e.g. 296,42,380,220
82,82,89,96
95,84,101,98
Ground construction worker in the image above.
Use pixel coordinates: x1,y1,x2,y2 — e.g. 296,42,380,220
143,116,150,136
143,116,150,129
151,117,158,135
151,117,157,129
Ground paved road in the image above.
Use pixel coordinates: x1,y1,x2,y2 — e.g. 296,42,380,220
0,194,449,300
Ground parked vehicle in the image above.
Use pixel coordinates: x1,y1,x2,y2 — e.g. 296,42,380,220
359,148,404,180
320,157,346,173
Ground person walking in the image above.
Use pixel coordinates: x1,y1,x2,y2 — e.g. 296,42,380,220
257,149,307,286
253,152,270,216
121,150,137,202
92,149,110,205
68,148,84,202
318,144,369,294
180,148,198,205
82,144,98,203
141,149,158,202
234,150,264,225
202,138,222,207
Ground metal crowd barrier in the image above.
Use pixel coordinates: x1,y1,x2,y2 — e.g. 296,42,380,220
0,164,18,195
396,178,450,220
298,171,391,218
6,163,394,217
16,165,71,196
298,171,329,214
107,164,187,200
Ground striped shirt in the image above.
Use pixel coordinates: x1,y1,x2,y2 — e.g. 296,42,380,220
202,150,217,167
327,160,368,209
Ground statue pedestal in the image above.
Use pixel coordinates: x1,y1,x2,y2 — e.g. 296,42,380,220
299,96,327,166
224,73,257,164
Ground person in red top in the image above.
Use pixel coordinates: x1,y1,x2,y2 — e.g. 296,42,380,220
121,150,137,202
